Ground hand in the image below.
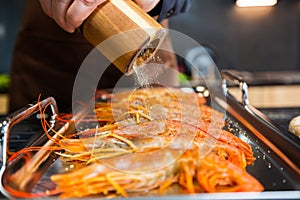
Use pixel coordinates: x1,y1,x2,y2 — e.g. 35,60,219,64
39,0,161,33
39,0,106,33
133,0,160,12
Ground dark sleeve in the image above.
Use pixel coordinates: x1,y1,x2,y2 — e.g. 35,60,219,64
148,0,192,22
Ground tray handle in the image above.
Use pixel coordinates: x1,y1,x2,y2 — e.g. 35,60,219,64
0,97,58,169
221,69,249,106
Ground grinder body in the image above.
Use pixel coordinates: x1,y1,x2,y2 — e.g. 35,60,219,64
82,0,166,75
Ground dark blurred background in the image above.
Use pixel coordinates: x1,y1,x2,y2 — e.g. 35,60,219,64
0,0,299,74
169,0,299,71
0,0,26,74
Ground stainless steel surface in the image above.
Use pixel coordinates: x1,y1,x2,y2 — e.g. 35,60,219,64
225,70,300,86
1,83,300,198
222,69,249,105
0,97,58,198
221,70,300,170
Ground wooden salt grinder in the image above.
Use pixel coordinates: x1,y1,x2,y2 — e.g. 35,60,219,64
82,0,166,75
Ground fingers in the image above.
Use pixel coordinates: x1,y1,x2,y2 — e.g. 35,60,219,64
133,0,160,12
66,0,106,32
39,0,106,33
52,0,74,32
40,0,158,33
39,0,53,17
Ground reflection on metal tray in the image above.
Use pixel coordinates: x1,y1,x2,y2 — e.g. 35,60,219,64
0,82,300,199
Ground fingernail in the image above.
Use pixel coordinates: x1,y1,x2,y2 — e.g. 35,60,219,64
68,28,75,33
65,21,76,33
65,25,75,33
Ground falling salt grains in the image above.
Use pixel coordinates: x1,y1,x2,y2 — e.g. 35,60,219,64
133,55,165,88
282,179,287,184
133,63,164,88
280,167,284,171
132,57,168,135
133,64,151,87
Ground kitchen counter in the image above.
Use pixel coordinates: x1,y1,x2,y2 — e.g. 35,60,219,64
0,93,8,115
228,85,300,108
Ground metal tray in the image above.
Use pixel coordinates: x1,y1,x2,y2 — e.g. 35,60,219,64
0,72,300,199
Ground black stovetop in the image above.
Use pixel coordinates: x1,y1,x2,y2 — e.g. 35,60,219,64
258,107,300,132
0,115,44,152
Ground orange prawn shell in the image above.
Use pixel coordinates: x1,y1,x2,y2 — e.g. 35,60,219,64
46,87,263,197
197,153,264,192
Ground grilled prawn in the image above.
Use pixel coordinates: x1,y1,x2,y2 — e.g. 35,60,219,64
48,87,263,198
